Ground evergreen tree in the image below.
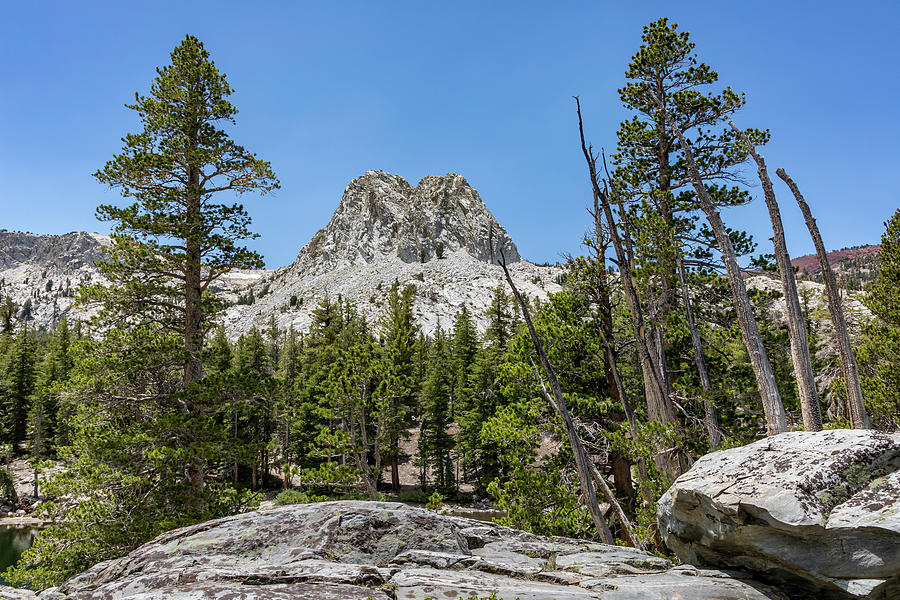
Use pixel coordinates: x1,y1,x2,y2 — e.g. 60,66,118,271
419,329,455,494
378,282,419,492
0,297,15,335
450,306,478,412
30,318,74,452
232,328,275,489
8,35,274,588
4,324,36,453
89,34,279,390
858,209,900,428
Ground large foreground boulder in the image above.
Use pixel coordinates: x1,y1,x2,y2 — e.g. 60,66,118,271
658,429,900,600
7,501,784,599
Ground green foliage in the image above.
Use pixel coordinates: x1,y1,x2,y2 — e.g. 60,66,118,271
858,209,900,428
489,466,594,539
419,330,456,495
274,489,317,505
426,491,444,511
0,467,17,504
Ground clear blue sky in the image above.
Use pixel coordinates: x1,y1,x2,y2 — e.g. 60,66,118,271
2,1,897,267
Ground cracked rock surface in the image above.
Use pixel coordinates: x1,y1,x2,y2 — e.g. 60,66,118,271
7,501,782,599
658,429,900,599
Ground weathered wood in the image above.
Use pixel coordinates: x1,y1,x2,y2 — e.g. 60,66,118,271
590,195,654,506
676,253,721,449
498,252,615,545
658,105,787,435
530,359,644,550
776,167,870,429
575,98,688,477
730,123,822,432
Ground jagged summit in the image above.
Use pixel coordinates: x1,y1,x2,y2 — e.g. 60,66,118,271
0,231,110,327
293,170,520,275
0,230,108,271
223,170,552,337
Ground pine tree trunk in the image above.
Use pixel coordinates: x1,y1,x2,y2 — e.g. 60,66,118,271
575,98,688,477
392,454,400,493
731,124,822,432
677,254,721,448
663,113,787,435
592,202,653,505
184,163,204,389
776,168,870,429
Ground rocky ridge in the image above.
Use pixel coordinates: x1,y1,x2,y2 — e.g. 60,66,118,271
223,171,559,337
12,501,784,600
295,171,520,274
0,231,109,328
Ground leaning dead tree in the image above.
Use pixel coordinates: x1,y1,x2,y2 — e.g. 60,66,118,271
730,123,822,432
658,102,788,435
588,192,654,506
676,252,721,448
575,97,690,477
496,248,616,546
776,168,870,429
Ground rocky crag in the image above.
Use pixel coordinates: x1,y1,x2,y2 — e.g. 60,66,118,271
9,501,784,600
0,231,265,332
223,171,560,337
0,231,109,329
659,429,900,599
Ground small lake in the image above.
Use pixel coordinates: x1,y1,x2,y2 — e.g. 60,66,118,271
0,526,36,585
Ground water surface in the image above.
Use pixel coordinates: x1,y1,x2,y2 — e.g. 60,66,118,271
0,526,36,585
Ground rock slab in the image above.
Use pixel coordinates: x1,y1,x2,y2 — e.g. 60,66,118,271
658,429,900,599
7,501,783,599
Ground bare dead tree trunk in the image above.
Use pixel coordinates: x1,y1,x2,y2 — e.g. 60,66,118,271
730,123,822,432
590,197,653,506
498,251,615,545
659,107,788,435
776,167,870,429
676,253,721,449
575,98,689,477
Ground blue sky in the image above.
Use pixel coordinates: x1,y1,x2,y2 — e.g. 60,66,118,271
1,1,898,268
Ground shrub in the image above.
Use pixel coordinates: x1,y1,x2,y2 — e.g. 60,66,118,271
426,491,444,512
274,489,311,505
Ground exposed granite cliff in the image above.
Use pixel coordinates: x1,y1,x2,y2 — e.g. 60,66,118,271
223,171,557,338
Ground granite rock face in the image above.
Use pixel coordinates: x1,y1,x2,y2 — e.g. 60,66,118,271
295,171,520,274
15,501,783,600
658,429,900,599
0,230,108,328
224,171,560,338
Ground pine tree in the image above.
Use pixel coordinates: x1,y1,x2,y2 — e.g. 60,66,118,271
30,318,74,452
8,36,275,588
4,324,36,454
419,329,455,495
858,209,900,428
378,282,419,492
90,35,279,389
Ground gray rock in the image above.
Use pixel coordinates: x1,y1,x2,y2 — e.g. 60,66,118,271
658,429,900,599
45,500,777,599
223,170,562,339
294,171,520,274
0,586,38,600
0,230,108,329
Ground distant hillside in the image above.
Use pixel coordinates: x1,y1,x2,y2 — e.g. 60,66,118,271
792,244,880,291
